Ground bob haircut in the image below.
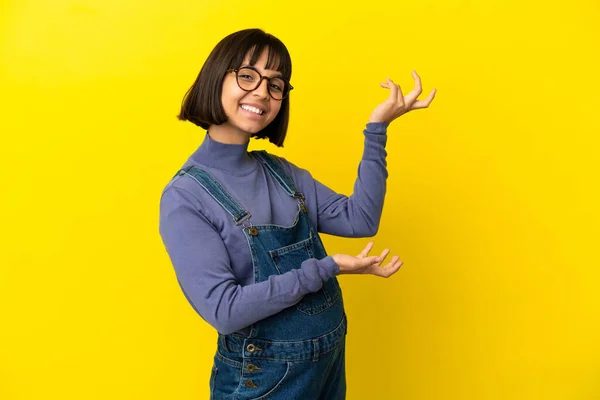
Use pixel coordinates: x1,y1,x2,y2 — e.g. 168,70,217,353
177,29,292,147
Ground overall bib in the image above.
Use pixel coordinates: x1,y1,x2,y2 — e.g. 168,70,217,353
177,150,347,400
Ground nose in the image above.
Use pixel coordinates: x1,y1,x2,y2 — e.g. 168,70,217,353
252,78,270,99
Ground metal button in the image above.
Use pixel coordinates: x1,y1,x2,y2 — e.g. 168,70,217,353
246,343,262,353
246,363,261,373
245,379,258,388
248,227,259,236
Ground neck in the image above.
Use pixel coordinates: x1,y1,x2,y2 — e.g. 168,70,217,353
188,131,256,175
207,123,251,145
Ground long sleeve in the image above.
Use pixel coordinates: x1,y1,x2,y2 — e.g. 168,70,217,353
281,122,389,238
159,185,340,335
316,122,389,237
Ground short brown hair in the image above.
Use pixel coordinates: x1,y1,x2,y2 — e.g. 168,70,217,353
177,29,292,147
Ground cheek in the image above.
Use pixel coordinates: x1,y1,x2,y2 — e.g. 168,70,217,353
269,102,283,120
221,81,244,110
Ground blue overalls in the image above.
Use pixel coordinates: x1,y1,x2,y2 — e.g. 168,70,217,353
177,150,347,399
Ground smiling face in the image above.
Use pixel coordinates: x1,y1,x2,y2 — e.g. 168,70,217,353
210,49,284,144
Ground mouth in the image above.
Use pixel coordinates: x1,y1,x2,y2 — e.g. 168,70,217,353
240,104,266,116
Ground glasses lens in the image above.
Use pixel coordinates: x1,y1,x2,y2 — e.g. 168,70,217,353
268,77,287,100
236,67,289,100
236,68,260,91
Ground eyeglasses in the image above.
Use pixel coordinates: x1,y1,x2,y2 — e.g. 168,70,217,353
226,66,293,101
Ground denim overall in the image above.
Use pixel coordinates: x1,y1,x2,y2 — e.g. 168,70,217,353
177,150,347,399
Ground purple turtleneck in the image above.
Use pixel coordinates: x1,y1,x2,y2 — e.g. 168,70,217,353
159,122,388,335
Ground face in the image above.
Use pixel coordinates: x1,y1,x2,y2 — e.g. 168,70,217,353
219,49,284,138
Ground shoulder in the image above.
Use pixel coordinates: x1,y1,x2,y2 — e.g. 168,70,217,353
160,164,216,215
251,150,318,194
251,150,312,179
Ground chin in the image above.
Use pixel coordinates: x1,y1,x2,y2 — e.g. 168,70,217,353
236,122,268,135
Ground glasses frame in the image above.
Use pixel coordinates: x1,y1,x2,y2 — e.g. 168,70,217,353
226,66,293,101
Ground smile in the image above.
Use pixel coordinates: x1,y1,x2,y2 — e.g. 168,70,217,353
240,104,265,115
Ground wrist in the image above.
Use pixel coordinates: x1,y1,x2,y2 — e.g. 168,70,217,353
330,254,346,274
364,122,389,140
365,121,390,133
323,255,341,276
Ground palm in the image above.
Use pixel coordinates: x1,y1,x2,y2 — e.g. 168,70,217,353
369,71,436,124
338,242,403,278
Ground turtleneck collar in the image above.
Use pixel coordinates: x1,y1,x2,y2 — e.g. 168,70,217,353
188,132,258,176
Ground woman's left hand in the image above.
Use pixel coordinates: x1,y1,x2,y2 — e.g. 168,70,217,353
333,241,403,278
369,71,437,124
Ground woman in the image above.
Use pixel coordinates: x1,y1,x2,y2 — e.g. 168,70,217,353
159,28,436,399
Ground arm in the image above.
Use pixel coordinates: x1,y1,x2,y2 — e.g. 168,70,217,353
159,186,339,335
314,122,389,237
293,71,437,237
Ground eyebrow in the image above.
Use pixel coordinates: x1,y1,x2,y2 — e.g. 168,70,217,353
241,65,285,79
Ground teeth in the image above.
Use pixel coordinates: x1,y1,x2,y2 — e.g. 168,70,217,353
241,105,263,115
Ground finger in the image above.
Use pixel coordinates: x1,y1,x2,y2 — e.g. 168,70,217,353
383,256,400,269
386,78,398,102
381,259,403,278
377,248,391,265
373,257,402,278
412,88,437,110
395,82,405,107
357,241,374,258
380,82,390,88
412,70,423,93
358,255,381,267
404,70,423,105
366,256,400,278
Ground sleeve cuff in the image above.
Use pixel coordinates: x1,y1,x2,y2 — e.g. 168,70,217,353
318,256,340,279
365,122,390,135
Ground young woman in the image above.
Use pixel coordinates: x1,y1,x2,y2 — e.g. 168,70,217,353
159,28,436,400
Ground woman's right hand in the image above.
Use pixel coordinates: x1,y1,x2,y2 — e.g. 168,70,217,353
332,242,403,278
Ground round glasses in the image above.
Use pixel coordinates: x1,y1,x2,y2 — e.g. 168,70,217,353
227,66,293,101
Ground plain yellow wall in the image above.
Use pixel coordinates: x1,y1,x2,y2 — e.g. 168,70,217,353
1,0,599,399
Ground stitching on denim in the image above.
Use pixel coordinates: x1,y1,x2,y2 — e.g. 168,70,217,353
232,318,346,362
242,230,260,339
241,335,345,362
251,362,291,400
243,314,346,347
251,151,297,196
250,208,302,231
216,349,243,368
269,236,312,257
195,169,242,212
183,172,237,217
265,229,341,315
312,339,320,362
182,167,250,223
297,280,342,316
209,365,217,400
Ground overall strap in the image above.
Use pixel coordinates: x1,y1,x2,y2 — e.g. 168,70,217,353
250,151,305,202
174,165,252,225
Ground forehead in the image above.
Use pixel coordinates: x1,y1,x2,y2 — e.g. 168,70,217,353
241,47,283,74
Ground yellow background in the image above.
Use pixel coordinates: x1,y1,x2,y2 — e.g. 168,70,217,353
1,0,599,399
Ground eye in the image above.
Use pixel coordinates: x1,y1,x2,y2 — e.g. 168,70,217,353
239,74,255,81
269,83,283,92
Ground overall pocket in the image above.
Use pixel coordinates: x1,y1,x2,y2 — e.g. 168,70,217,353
211,351,242,400
213,342,292,400
269,230,341,315
235,358,292,400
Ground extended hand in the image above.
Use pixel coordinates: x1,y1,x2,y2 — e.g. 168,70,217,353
332,242,403,278
369,71,436,124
